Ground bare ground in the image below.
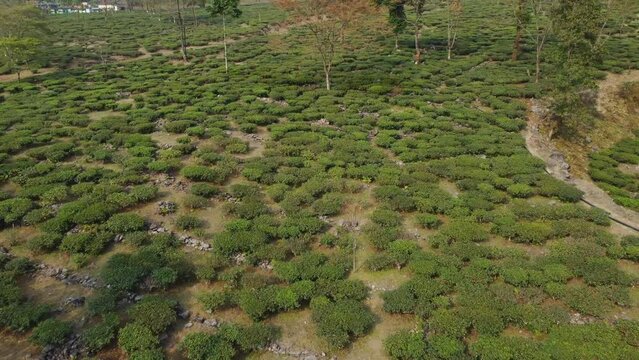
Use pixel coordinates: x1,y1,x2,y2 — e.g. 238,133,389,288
0,68,58,83
523,71,639,233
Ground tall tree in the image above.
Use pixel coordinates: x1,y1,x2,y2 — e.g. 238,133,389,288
0,4,49,81
374,0,407,51
207,0,242,74
527,0,553,83
549,0,606,121
375,0,430,64
176,0,189,62
511,0,529,60
188,0,206,26
445,0,462,60
0,37,40,81
276,0,371,90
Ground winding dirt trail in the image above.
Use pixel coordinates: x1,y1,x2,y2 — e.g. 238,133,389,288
524,71,639,234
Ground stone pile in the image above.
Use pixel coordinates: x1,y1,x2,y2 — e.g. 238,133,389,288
180,234,212,251
186,314,219,329
41,335,83,360
148,222,169,234
232,253,247,265
266,343,331,360
157,201,177,215
35,264,100,289
338,219,361,232
246,133,263,142
63,296,85,308
257,96,289,107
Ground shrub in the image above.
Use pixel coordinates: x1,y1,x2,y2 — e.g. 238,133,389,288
364,223,401,250
536,177,583,202
312,193,344,216
0,303,51,332
616,319,639,347
105,213,146,233
82,313,120,353
436,220,490,245
100,253,145,291
27,233,62,254
129,348,165,360
87,289,118,316
30,319,73,346
199,291,230,312
384,330,427,360
507,184,534,198
182,195,209,209
180,166,227,183
179,332,236,360
118,323,159,354
190,183,220,197
4,257,32,274
415,213,442,229
129,296,177,334
429,309,470,338
151,267,178,289
370,208,403,227
175,215,205,230
310,297,375,348
429,334,465,360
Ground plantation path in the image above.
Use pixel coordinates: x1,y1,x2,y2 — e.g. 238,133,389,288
0,67,57,83
524,72,639,233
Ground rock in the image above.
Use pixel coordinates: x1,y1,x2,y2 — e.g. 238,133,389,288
185,322,193,328
157,201,177,215
63,296,85,307
178,309,191,320
232,253,247,264
203,318,219,328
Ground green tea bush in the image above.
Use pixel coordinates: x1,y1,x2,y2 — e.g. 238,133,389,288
129,296,177,334
310,296,375,349
175,215,205,230
82,313,120,353
29,319,72,346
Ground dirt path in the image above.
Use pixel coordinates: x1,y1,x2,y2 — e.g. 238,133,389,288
0,68,58,83
524,74,639,233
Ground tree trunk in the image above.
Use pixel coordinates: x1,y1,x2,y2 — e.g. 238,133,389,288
512,26,522,60
395,35,399,50
325,69,331,91
223,14,228,73
512,0,525,61
192,6,197,26
535,46,541,83
177,0,188,62
16,70,21,82
414,27,420,64
448,47,452,61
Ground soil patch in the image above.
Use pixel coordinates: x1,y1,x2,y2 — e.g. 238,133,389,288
0,68,58,83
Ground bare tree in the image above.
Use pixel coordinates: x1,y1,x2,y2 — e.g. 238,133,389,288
445,0,462,60
524,0,552,83
276,0,372,90
176,0,188,62
511,0,529,60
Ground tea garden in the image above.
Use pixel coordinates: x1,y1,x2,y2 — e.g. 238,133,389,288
1,1,639,359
